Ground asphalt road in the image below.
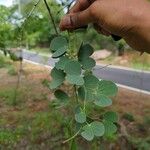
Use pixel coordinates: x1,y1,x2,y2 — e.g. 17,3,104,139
22,50,150,92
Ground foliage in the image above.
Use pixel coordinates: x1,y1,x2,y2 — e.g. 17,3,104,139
48,32,118,143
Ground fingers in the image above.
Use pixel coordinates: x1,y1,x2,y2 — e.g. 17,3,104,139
59,5,95,31
93,23,111,36
69,0,91,13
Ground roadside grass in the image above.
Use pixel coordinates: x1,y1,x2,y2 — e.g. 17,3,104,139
0,59,150,149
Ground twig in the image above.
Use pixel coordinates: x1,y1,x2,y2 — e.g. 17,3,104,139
43,0,59,35
62,128,81,144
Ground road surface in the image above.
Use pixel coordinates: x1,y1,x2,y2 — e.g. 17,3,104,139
22,50,150,92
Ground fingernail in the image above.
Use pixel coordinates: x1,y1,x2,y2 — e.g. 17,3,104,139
61,16,71,27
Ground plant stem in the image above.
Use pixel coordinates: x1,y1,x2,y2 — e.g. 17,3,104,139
62,128,81,144
74,85,79,103
43,0,58,35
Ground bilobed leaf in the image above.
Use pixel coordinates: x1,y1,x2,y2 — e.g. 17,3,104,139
49,68,65,89
66,75,84,86
52,49,66,58
103,111,118,123
91,121,105,137
64,61,81,75
50,36,68,52
50,67,65,79
78,44,94,60
54,90,69,102
81,125,94,141
55,56,70,70
98,80,118,96
94,95,112,107
84,75,99,90
49,79,63,89
103,120,117,136
75,111,86,123
80,57,96,70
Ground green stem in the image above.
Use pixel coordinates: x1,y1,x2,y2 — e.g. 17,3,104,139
62,128,81,144
74,85,79,103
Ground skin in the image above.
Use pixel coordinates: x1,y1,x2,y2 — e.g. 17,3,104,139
59,0,150,53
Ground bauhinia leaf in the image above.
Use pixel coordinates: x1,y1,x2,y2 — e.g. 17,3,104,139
50,36,68,52
49,68,65,89
54,90,69,103
94,94,112,107
80,57,96,70
64,60,81,75
98,80,118,96
66,74,84,86
78,43,94,60
103,111,118,123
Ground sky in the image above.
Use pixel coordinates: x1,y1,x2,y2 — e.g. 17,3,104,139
0,0,13,7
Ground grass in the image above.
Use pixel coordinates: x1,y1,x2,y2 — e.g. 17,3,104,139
0,58,150,149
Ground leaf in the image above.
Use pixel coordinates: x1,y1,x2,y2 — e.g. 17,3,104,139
49,79,64,89
64,61,81,75
84,75,99,90
80,57,96,70
98,80,118,96
94,95,112,107
55,56,70,70
91,121,105,137
52,49,66,58
54,90,69,103
78,87,85,101
78,44,94,60
103,111,118,123
75,111,86,123
81,125,94,141
81,121,105,141
50,36,68,52
66,75,84,86
103,121,117,136
49,68,65,89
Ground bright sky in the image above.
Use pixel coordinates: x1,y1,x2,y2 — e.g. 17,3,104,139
0,0,13,7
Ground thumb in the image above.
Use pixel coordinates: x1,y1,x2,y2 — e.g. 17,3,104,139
59,6,95,31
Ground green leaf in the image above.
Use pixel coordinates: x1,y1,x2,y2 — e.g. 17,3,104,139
54,90,69,103
84,75,99,90
78,87,85,101
49,79,63,89
94,95,112,107
80,57,96,70
91,121,105,137
66,75,84,86
51,67,65,79
103,121,117,136
49,68,65,89
64,61,81,75
98,80,118,96
81,125,94,141
78,44,94,60
103,111,118,123
75,111,86,123
55,56,70,70
50,36,68,52
52,49,66,58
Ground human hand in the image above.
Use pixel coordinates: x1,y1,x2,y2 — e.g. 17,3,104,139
59,0,150,53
